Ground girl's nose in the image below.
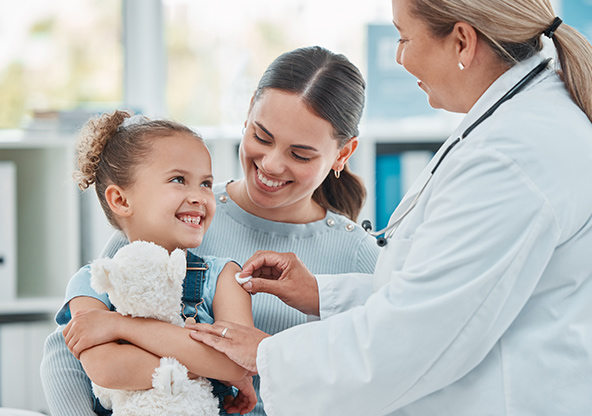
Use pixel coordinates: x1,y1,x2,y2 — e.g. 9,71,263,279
189,190,207,205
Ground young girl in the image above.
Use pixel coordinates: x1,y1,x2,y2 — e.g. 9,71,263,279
58,110,255,415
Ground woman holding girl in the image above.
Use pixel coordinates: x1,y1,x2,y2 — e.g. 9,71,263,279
41,46,380,415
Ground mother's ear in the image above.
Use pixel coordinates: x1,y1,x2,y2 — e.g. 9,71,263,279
333,137,359,172
105,184,132,217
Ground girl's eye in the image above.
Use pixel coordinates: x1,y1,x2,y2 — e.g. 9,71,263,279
292,152,311,162
171,176,185,184
201,180,212,188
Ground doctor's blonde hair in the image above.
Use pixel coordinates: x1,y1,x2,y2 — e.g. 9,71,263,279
409,0,592,123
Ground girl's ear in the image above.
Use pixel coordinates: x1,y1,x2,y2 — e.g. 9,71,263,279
105,184,131,217
333,137,359,172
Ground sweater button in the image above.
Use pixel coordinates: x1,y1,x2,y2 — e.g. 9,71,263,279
219,195,228,203
326,218,335,227
345,223,354,232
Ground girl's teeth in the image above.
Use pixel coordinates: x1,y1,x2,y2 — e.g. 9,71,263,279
258,170,287,187
180,216,201,225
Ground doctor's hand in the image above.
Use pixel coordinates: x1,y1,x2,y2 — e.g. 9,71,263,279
238,251,320,316
188,321,269,374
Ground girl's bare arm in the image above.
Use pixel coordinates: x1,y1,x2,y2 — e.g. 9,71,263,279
64,262,252,387
66,296,160,390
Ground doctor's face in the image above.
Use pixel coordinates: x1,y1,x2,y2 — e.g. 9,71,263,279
392,0,460,112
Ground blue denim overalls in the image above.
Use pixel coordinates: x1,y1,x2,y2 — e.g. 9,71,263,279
93,251,235,415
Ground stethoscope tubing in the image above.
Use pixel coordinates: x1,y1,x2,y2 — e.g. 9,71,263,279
365,58,553,246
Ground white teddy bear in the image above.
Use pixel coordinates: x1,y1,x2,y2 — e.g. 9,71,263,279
89,240,220,416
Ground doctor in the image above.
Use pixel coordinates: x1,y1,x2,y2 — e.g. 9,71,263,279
190,0,592,414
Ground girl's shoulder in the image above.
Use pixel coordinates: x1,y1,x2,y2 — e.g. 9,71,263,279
193,254,241,278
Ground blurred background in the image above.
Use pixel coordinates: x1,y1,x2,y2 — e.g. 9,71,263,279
0,0,589,412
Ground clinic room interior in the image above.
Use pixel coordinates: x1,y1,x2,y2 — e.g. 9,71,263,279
0,0,589,413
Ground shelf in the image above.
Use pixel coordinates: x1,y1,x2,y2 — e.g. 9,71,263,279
359,113,463,142
0,134,80,302
0,297,62,324
0,129,77,149
0,297,62,316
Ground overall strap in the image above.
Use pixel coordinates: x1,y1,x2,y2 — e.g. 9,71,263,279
182,251,208,325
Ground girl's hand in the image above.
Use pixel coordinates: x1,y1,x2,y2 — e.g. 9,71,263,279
63,309,124,359
188,321,269,374
223,375,258,415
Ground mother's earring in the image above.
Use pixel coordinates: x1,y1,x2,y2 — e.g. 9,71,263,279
458,62,465,71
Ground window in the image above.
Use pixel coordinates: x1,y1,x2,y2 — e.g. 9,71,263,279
163,0,392,126
0,0,122,129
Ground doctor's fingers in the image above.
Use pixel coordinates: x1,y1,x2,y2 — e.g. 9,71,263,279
241,250,305,280
243,264,320,316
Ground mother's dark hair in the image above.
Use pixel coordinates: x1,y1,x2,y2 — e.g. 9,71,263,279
252,45,367,222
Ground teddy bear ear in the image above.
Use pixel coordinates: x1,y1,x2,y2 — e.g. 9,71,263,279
169,249,186,283
90,257,117,295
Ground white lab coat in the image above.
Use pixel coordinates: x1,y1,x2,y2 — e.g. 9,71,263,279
256,52,592,415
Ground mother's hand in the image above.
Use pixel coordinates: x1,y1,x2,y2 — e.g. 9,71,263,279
188,321,269,374
239,251,320,316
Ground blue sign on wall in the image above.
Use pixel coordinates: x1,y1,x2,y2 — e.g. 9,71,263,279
366,23,438,120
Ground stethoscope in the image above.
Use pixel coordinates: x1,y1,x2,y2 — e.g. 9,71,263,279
362,58,553,247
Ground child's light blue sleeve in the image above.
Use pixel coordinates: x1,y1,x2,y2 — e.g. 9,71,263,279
55,264,112,325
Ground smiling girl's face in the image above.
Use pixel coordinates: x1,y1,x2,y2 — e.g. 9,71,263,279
237,89,351,222
116,133,216,253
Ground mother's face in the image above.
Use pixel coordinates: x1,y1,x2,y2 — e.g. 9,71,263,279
239,89,351,214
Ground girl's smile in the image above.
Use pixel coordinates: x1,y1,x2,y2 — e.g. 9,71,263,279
176,211,205,227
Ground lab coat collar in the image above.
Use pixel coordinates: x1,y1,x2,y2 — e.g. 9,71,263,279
391,52,555,228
